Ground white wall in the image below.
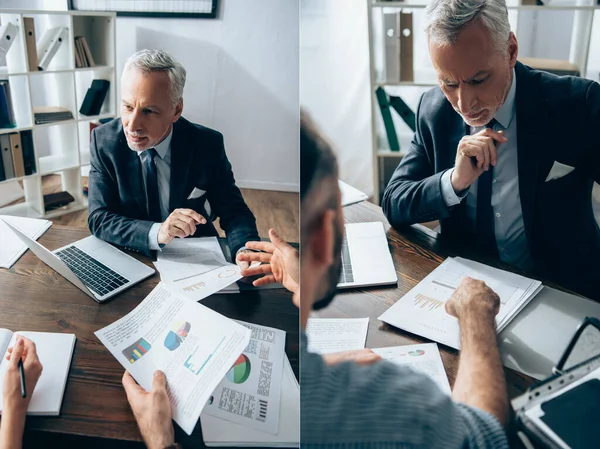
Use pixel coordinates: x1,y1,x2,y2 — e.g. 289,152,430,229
300,0,372,195
0,0,300,192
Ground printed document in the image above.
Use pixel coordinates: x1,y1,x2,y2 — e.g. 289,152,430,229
154,237,241,299
203,321,285,435
95,283,251,435
373,343,451,394
0,216,51,268
306,317,369,354
379,257,542,349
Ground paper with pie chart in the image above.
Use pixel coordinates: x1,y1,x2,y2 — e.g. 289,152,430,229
203,321,286,435
372,343,451,394
95,283,251,436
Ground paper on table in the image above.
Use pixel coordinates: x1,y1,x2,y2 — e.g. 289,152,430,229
95,283,251,435
200,355,299,447
339,180,368,207
203,321,286,435
154,237,240,297
379,257,542,349
306,317,369,354
372,343,451,395
0,181,24,208
0,215,52,268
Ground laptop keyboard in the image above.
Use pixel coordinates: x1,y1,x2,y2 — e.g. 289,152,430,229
339,230,354,284
55,246,129,297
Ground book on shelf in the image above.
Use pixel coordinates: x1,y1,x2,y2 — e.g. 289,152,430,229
0,22,17,69
33,106,74,124
0,134,14,179
79,79,110,116
74,36,95,68
21,130,36,176
23,17,38,72
0,330,75,416
9,132,24,178
37,26,68,71
0,80,15,128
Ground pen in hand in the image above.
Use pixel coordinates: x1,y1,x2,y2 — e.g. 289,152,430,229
18,353,26,398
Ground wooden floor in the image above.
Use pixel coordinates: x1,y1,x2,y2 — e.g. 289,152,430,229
44,176,299,243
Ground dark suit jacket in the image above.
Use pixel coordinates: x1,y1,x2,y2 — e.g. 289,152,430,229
88,117,259,258
382,62,600,300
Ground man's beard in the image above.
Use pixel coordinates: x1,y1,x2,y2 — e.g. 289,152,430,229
312,216,343,311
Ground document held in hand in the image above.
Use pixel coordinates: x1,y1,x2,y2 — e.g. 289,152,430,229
95,283,251,435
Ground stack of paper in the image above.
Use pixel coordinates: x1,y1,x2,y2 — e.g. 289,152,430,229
0,215,52,268
339,180,368,207
379,257,543,349
153,237,241,300
95,283,252,435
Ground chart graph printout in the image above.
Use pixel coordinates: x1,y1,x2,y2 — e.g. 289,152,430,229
379,257,542,349
95,283,251,435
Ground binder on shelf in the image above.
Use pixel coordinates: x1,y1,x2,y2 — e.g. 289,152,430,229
9,132,24,178
0,134,14,179
0,22,17,68
20,130,36,176
375,87,400,152
389,95,416,132
37,26,68,71
399,11,414,82
23,17,38,72
0,143,4,182
79,79,110,116
0,80,15,128
384,12,400,83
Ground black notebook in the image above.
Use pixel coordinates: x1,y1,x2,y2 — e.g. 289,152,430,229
79,79,110,116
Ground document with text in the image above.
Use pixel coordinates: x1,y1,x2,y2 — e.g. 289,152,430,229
379,257,542,349
203,321,285,435
95,283,251,435
306,317,369,354
373,343,451,394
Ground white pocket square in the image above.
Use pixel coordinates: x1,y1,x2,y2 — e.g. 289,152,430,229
187,187,206,200
545,161,575,182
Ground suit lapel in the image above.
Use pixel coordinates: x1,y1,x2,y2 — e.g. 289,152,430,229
169,119,194,211
515,61,550,245
118,123,147,216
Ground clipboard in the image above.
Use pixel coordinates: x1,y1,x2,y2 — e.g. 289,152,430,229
512,317,600,449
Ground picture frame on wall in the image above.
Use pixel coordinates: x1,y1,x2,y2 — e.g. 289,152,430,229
68,0,219,19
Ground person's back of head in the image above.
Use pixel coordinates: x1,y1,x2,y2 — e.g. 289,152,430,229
299,112,344,320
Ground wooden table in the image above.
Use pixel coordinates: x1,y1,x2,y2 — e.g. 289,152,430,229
0,226,299,448
314,201,538,402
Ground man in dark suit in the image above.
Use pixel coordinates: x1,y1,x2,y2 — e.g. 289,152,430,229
382,0,600,300
88,49,259,263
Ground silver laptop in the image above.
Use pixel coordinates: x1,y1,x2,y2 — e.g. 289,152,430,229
338,222,397,289
3,219,155,302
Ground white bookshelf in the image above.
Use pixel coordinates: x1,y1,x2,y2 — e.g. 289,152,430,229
0,9,116,218
367,0,600,203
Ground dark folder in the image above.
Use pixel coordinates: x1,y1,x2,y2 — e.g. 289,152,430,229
79,79,110,116
20,130,36,176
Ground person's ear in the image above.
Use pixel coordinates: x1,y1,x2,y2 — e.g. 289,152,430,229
173,99,183,122
309,209,336,272
508,32,518,68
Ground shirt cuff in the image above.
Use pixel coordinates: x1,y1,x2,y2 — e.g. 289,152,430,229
441,168,469,207
148,222,163,251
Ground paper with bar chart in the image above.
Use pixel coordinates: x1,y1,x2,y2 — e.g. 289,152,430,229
373,343,451,394
379,257,543,349
202,321,286,435
95,283,251,435
153,237,242,300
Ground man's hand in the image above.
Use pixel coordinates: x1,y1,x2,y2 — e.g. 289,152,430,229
322,348,382,366
3,336,43,417
158,208,206,245
122,371,175,449
237,229,299,294
445,277,500,324
451,128,508,192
